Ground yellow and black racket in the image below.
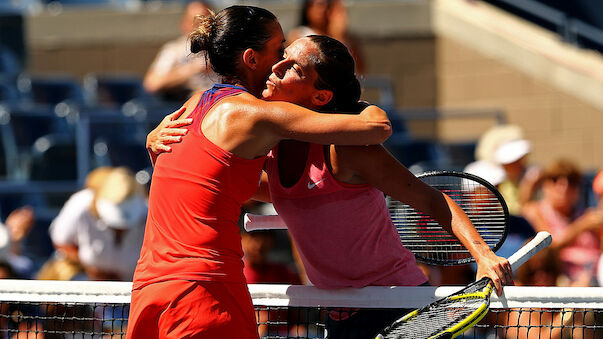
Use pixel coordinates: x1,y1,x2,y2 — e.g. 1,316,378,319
375,231,552,339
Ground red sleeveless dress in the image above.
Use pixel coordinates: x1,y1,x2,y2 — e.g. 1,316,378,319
127,84,265,339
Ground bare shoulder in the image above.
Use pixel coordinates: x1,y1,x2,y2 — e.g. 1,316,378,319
214,92,263,116
204,92,271,135
179,92,204,119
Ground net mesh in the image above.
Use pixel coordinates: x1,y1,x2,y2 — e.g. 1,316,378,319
388,173,508,265
1,280,603,338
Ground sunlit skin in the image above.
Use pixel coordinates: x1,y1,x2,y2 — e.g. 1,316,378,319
262,38,329,108
244,21,286,98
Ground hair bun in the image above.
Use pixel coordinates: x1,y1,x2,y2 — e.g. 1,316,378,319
189,10,216,54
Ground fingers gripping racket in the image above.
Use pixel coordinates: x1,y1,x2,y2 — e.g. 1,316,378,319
375,231,552,339
244,171,509,266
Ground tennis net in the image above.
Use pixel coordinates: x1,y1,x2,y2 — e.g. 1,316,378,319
1,279,603,338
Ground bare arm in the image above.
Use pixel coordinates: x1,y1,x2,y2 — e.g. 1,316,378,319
237,95,391,150
333,144,512,295
556,208,603,248
147,93,392,160
525,202,603,249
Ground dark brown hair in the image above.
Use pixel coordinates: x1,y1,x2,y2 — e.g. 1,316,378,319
306,35,361,112
541,158,582,186
190,6,278,84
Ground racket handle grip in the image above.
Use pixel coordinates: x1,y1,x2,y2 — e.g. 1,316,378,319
243,213,288,231
508,231,552,271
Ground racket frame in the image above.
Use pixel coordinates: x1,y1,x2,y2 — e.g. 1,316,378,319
390,170,509,266
376,231,552,339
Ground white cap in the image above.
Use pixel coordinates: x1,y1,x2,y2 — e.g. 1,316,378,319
464,160,507,186
494,139,531,165
96,196,147,230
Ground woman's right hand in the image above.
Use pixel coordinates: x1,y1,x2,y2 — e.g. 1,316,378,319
358,104,391,129
147,107,192,154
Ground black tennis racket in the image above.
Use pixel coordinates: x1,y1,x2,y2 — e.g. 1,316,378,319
375,231,552,339
389,171,509,265
244,171,509,266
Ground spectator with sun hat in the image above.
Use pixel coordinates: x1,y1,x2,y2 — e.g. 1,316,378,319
48,167,147,281
476,124,541,216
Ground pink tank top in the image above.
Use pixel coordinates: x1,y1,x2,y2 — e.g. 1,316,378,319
265,143,427,289
538,200,600,279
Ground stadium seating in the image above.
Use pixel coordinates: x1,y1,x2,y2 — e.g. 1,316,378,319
83,73,155,108
6,105,74,150
0,79,20,104
17,74,86,106
0,45,21,80
0,118,18,179
29,133,78,181
92,136,148,173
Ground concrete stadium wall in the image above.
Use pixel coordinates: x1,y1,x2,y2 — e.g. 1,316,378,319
22,0,603,171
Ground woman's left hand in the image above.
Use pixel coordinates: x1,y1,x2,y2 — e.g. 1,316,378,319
147,107,192,154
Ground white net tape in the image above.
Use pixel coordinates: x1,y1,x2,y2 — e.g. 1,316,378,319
1,280,603,310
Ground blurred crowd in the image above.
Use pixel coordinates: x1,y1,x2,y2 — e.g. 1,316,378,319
0,2,600,339
0,1,600,338
0,0,601,292
466,124,603,289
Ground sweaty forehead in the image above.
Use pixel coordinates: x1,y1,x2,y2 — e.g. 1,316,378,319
286,38,320,67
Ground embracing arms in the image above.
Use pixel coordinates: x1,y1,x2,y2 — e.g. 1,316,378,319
146,93,391,163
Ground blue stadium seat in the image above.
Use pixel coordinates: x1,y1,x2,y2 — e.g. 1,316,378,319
0,115,18,179
439,141,477,169
383,137,443,169
0,45,21,79
581,170,598,209
93,136,149,173
82,107,145,142
18,74,86,106
0,78,20,104
6,105,74,150
3,105,76,179
83,73,155,108
29,133,78,181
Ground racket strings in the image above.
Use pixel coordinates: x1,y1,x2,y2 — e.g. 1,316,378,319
382,297,487,339
388,173,508,265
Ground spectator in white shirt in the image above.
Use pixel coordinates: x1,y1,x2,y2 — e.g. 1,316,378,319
48,167,147,281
